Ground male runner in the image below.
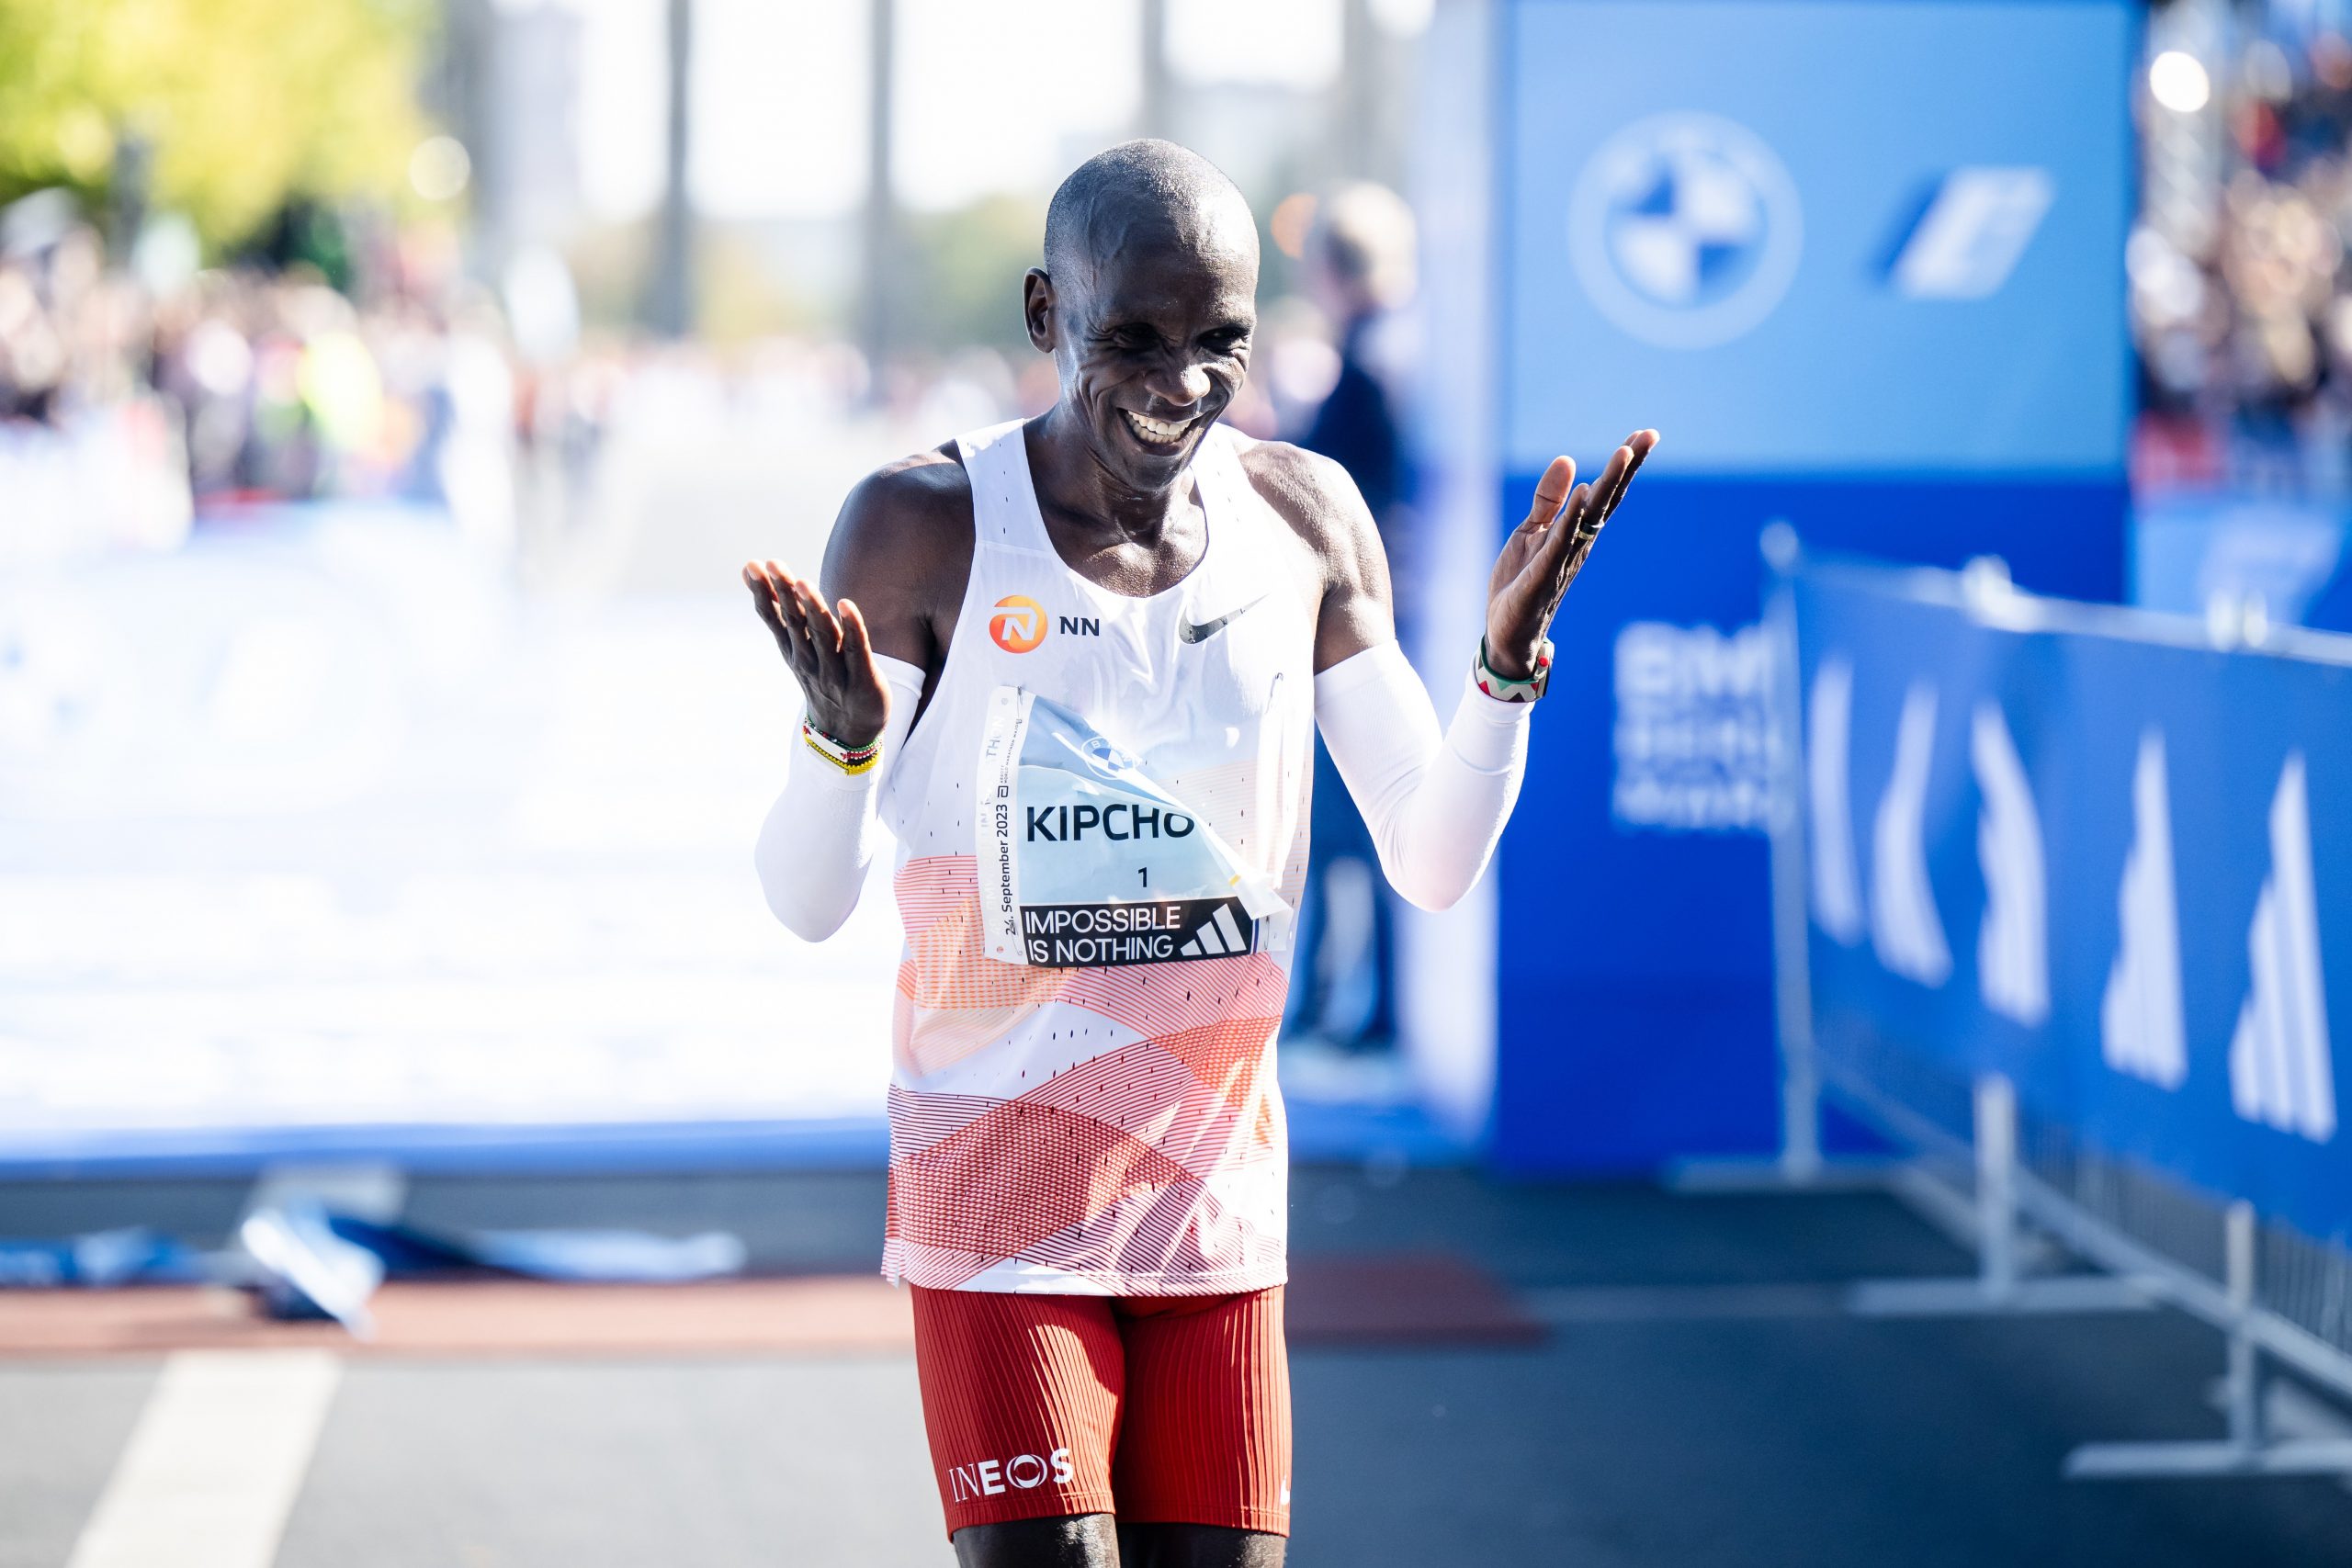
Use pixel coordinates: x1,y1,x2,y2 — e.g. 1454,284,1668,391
747,140,1654,1568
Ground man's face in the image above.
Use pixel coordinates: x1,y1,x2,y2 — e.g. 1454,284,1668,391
1032,211,1258,491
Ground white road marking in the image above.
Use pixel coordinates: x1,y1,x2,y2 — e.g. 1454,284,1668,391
66,1350,342,1568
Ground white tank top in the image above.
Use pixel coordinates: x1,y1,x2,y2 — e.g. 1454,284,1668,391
878,418,1316,1295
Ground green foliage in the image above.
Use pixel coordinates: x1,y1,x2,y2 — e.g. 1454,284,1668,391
0,0,430,248
899,195,1046,355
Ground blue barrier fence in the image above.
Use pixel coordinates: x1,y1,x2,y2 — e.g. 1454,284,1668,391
1791,557,2352,1247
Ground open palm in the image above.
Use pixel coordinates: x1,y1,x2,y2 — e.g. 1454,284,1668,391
1485,429,1657,679
742,558,891,748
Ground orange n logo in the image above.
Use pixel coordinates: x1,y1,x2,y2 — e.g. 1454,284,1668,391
989,594,1046,654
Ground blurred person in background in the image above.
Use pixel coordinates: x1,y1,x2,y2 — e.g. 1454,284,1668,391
2135,19,2352,504
1282,183,1421,1075
744,139,1656,1567
2124,13,2352,635
0,209,193,563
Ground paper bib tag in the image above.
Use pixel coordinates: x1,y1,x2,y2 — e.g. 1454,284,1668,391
978,685,1286,967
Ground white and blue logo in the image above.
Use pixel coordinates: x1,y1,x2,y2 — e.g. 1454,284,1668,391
1885,167,2053,301
1568,112,1804,350
1080,735,1141,776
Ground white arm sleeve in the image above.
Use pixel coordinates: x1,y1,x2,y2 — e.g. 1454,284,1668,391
753,652,927,942
1314,641,1533,912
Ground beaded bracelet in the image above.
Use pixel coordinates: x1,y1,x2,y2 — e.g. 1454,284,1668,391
1474,636,1554,703
802,718,881,775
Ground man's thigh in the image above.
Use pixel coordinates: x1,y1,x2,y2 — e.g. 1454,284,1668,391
917,1285,1291,1562
1112,1287,1291,1538
911,1287,1124,1537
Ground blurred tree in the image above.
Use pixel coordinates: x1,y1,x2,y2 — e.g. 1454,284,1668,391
697,225,818,346
0,0,429,250
900,195,1047,355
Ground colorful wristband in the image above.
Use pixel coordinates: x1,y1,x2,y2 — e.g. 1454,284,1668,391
1475,637,1553,703
802,718,881,775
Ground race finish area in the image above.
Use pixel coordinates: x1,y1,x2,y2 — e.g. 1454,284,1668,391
0,505,1442,1174
0,505,903,1172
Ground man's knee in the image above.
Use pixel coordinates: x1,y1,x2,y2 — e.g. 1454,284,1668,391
1114,1522,1287,1568
952,1512,1120,1568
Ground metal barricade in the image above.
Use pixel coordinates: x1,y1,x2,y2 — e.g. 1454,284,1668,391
1744,534,2352,1481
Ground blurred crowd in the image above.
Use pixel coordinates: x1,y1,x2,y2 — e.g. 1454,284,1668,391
2134,25,2352,498
0,196,639,569
0,188,1394,581
28,20,2352,570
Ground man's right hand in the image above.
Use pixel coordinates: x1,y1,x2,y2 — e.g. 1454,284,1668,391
743,558,889,749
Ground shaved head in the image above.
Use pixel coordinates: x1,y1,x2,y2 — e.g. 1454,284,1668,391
1025,140,1261,492
1043,139,1259,286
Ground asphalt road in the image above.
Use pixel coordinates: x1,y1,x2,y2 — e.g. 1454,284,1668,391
5,1168,2350,1566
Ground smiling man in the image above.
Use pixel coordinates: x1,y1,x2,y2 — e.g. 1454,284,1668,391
745,140,1654,1568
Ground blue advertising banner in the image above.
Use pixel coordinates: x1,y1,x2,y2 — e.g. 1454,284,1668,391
1479,0,2134,1171
1502,0,2134,476
1794,560,2352,1243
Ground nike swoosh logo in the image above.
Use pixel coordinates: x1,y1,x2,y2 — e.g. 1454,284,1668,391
1178,594,1267,645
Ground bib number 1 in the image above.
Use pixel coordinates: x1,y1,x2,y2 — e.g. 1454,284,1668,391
978,685,1283,968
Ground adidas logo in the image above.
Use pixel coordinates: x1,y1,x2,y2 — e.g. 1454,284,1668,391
2102,731,2188,1089
1806,672,2338,1140
1807,658,1865,944
2229,753,2336,1143
1971,701,2047,1026
1869,682,1951,986
1178,903,1250,958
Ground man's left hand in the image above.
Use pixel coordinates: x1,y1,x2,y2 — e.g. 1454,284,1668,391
1484,429,1657,681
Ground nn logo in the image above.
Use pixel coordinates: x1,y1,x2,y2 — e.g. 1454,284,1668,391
2229,753,2336,1143
989,595,1047,654
949,1447,1075,1502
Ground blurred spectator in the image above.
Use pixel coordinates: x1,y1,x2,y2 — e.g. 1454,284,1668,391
0,183,1065,575
1300,182,1419,605
1,212,190,564
1283,182,1420,1072
2134,19,2352,501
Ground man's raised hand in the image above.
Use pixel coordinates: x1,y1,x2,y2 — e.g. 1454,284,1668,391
742,559,889,749
1483,429,1657,680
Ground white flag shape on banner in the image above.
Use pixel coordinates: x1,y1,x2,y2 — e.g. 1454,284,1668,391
2102,731,2188,1089
1972,700,2048,1026
1807,658,1864,943
2229,752,2336,1143
1871,682,1951,987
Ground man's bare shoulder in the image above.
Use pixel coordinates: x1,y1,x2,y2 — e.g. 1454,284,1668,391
1234,435,1360,535
1231,433,1380,587
835,443,972,548
821,442,975,600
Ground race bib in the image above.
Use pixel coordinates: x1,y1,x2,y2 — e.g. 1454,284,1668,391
978,686,1288,967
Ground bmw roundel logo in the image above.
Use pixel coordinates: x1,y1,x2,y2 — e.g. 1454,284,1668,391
1081,735,1140,774
1568,112,1803,350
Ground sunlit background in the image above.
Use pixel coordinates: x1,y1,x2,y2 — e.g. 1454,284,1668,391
0,0,1443,1160
6,2,2352,1564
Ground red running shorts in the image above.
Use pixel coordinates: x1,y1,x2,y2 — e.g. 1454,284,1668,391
908,1283,1291,1540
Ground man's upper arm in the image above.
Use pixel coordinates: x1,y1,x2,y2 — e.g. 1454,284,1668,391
1238,440,1396,674
817,447,972,681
